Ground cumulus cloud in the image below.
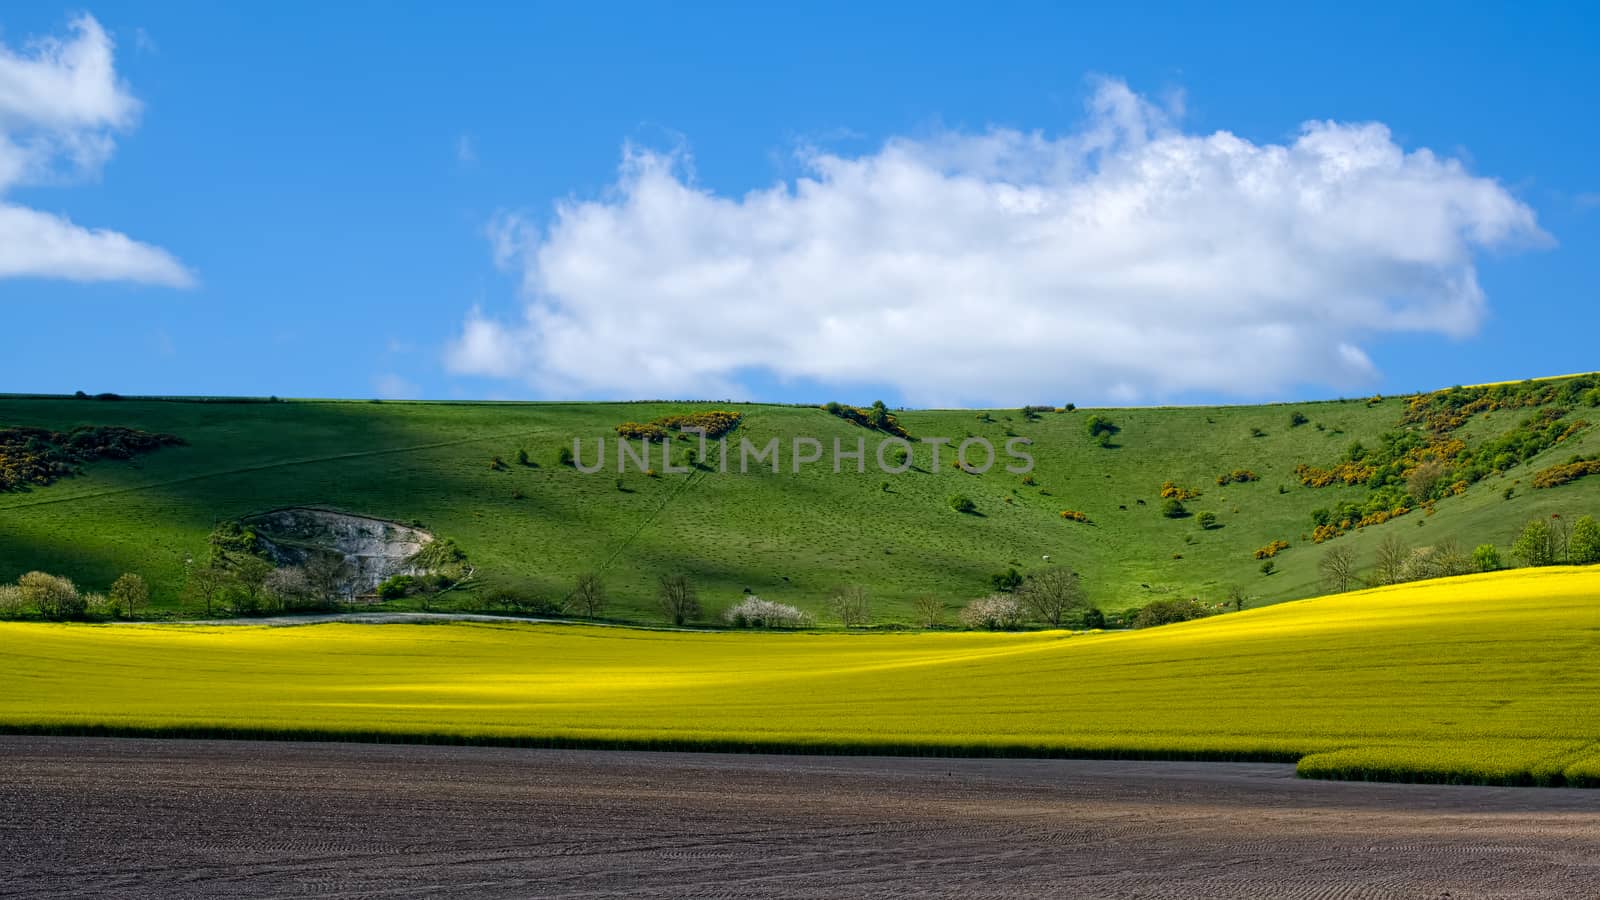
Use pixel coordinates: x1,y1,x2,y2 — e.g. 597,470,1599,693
448,79,1544,405
0,14,192,287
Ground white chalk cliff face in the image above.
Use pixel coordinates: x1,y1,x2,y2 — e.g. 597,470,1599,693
243,508,434,593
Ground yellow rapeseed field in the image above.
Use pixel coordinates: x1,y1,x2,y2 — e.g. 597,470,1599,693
3,567,1598,785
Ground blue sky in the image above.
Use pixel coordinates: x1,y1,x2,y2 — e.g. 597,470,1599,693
0,2,1595,407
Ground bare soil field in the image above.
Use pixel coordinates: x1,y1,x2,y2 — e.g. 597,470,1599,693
1,737,1597,899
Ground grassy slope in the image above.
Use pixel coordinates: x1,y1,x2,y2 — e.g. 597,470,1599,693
3,567,1598,785
1,386,1598,623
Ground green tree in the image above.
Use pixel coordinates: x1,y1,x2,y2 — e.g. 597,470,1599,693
1569,515,1600,565
1161,498,1187,519
229,556,275,614
109,573,149,619
1197,511,1217,529
1512,518,1557,567
948,494,976,514
184,562,229,617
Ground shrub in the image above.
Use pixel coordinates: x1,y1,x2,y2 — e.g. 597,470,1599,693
948,494,976,514
19,571,84,620
0,584,28,619
1249,427,1266,438
1197,511,1217,529
557,446,575,467
1289,412,1309,428
1159,481,1202,500
1472,543,1502,572
1215,469,1259,486
1133,598,1211,628
989,568,1023,593
489,455,508,471
1253,539,1290,559
377,574,417,600
1059,509,1090,523
1569,515,1600,565
958,594,1024,630
724,596,813,629
1259,560,1276,575
1080,607,1106,629
1160,499,1187,518
1532,455,1600,489
82,592,116,621
516,448,531,466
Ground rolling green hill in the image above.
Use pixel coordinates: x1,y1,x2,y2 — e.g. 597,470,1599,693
3,374,1599,624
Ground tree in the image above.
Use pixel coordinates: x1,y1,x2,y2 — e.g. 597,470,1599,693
948,494,976,514
829,585,872,628
1372,534,1409,585
185,562,229,617
19,571,83,621
109,573,149,619
303,552,353,606
1161,498,1187,519
266,566,312,611
1197,511,1218,530
657,573,699,626
570,572,608,617
1472,543,1502,572
1406,461,1448,503
516,448,531,466
1431,538,1472,578
229,556,274,614
1511,518,1557,567
1018,567,1085,627
911,595,945,628
1569,515,1600,565
1225,585,1250,612
1259,560,1275,575
1084,415,1119,439
1318,544,1358,593
958,594,1024,630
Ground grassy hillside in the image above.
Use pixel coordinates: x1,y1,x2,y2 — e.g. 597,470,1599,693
4,567,1598,786
2,376,1599,624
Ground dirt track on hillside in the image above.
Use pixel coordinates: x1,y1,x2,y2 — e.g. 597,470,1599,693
2,737,1597,898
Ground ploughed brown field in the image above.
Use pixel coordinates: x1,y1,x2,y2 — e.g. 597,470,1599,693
3,737,1597,899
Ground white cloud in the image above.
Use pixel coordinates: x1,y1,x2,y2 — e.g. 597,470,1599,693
373,372,420,400
0,14,192,287
448,79,1545,406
